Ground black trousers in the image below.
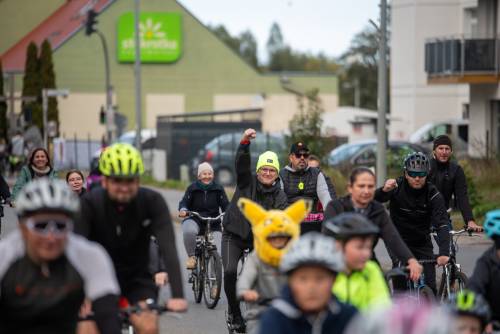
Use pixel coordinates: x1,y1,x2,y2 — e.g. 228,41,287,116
300,221,322,235
391,243,437,293
221,232,253,316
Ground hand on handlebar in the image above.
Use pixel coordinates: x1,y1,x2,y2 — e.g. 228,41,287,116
467,220,483,233
179,210,188,218
406,258,423,281
242,290,260,303
166,298,188,313
436,256,449,266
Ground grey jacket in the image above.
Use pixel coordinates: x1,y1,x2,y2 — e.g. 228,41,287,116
237,251,286,321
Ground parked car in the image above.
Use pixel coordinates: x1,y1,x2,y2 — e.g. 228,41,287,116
191,132,286,185
409,119,469,158
328,139,430,173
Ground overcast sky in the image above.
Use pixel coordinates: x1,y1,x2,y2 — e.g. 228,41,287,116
178,0,380,62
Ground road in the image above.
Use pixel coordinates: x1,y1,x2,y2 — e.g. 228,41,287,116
1,187,493,333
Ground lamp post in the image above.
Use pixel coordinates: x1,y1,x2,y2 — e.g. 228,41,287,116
134,0,142,152
42,88,69,149
376,0,388,187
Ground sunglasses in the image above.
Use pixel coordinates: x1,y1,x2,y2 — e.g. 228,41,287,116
25,219,73,236
407,171,428,178
294,153,310,159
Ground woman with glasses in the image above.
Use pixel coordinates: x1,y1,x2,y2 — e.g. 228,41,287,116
66,169,86,197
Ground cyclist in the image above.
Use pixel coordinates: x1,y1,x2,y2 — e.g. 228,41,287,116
323,212,390,310
375,152,450,293
75,143,187,334
428,135,482,232
447,290,491,334
280,142,336,234
345,297,454,334
467,209,500,331
236,198,308,334
323,167,422,281
66,169,86,197
222,128,288,333
178,161,229,269
258,233,357,334
0,178,121,334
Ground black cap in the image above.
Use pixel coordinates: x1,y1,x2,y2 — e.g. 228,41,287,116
290,142,309,154
433,135,453,150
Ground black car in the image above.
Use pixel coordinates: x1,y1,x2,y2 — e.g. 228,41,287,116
191,132,286,185
328,139,430,173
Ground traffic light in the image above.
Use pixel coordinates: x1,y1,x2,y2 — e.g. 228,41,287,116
99,106,106,124
85,10,98,36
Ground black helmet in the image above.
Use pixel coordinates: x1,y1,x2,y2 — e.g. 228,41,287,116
403,152,430,173
323,212,379,240
447,290,491,329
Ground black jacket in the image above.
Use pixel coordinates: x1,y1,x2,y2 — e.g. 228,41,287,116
280,166,336,213
178,181,229,222
323,195,414,264
428,158,474,223
467,246,500,323
374,177,450,256
223,143,288,241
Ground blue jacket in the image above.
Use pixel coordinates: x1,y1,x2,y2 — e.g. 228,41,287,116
258,286,357,334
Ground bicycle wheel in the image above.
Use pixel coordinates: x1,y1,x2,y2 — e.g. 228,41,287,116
203,250,222,309
192,255,203,303
418,285,435,303
440,270,467,301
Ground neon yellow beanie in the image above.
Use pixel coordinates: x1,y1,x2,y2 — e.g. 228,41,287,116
256,151,280,172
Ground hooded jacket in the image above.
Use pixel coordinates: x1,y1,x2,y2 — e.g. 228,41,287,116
223,143,288,241
323,195,414,264
258,285,357,334
467,246,500,323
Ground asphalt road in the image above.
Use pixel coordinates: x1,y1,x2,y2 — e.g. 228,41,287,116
2,187,493,334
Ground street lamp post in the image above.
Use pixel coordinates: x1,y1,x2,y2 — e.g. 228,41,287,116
376,0,388,187
42,88,69,149
134,0,142,152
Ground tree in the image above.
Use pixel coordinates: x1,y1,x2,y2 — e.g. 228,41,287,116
40,39,59,130
209,24,259,69
266,22,285,56
22,42,42,130
0,62,7,141
287,89,326,157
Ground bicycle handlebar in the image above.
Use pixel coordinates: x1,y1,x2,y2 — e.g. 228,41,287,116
187,211,225,222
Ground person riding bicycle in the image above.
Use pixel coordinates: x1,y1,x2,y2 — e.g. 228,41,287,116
0,178,121,334
222,128,288,333
428,135,482,232
280,142,336,234
467,209,500,331
258,233,357,334
178,161,229,269
236,198,309,334
447,290,491,334
323,167,422,281
374,152,450,293
323,212,391,311
75,143,187,334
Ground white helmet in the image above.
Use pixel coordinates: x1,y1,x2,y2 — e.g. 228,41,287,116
280,232,344,274
16,178,80,218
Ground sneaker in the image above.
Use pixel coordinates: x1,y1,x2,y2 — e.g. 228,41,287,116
230,314,246,333
186,256,197,270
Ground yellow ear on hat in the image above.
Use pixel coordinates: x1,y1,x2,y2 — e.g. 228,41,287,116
284,199,312,224
237,198,267,227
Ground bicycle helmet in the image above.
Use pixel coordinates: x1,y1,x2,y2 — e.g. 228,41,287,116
345,298,453,334
323,212,380,240
16,178,80,218
447,290,491,329
484,209,500,239
280,232,344,274
99,143,144,178
403,152,430,173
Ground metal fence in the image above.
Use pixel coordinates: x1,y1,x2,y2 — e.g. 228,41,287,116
53,135,102,171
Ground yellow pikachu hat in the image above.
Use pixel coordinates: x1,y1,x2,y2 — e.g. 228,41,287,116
237,198,311,267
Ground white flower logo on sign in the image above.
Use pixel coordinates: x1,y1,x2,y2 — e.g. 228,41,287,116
139,18,166,40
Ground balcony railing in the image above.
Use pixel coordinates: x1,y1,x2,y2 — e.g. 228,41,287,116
425,36,500,78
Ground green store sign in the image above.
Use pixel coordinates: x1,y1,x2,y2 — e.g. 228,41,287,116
117,12,182,63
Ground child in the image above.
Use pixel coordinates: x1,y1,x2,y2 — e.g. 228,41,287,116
323,212,390,311
258,233,357,334
236,198,310,334
448,290,491,334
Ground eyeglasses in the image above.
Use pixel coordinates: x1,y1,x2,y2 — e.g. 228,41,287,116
294,153,310,159
259,167,277,175
407,171,428,178
25,219,73,236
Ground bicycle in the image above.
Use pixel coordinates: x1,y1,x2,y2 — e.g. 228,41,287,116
385,263,435,304
432,228,480,302
188,211,224,309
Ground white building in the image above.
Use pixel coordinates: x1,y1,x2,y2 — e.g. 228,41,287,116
391,0,500,157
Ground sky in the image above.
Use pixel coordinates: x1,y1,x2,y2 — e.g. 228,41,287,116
178,0,380,62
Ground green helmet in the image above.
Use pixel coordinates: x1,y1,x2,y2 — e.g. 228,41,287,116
99,143,144,178
448,290,491,329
